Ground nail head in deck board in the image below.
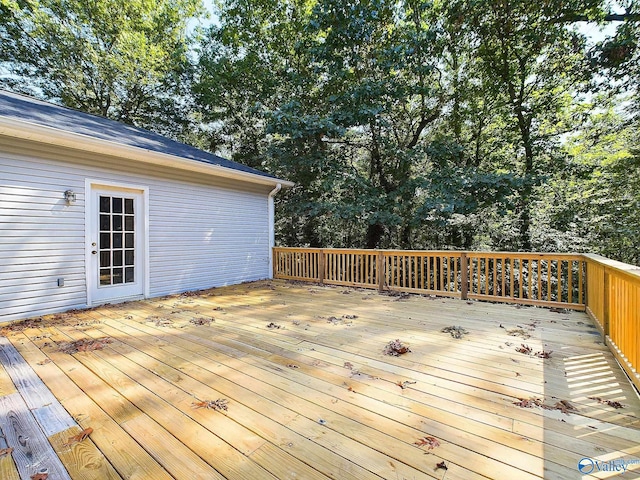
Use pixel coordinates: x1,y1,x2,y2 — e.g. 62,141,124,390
0,337,77,437
0,392,72,479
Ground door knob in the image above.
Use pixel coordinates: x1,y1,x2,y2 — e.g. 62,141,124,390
91,250,97,255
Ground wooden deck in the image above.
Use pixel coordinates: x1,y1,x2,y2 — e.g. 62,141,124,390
1,280,640,479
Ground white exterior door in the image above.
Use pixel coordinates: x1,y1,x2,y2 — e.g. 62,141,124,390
87,184,146,304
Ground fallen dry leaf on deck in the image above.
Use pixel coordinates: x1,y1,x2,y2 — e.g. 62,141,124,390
535,350,553,359
59,338,112,354
396,380,417,389
588,397,625,409
393,292,411,301
30,474,48,480
266,322,282,329
415,436,440,450
64,427,93,447
549,307,566,313
441,326,468,339
0,447,13,456
515,344,532,355
192,398,228,411
513,398,544,408
383,339,411,356
147,316,173,327
343,362,354,370
436,461,448,470
553,400,577,414
507,329,531,339
37,359,51,365
189,317,213,326
287,364,299,369
513,397,577,414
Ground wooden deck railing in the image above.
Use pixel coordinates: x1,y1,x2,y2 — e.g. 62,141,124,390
583,254,640,391
273,247,640,390
273,248,586,308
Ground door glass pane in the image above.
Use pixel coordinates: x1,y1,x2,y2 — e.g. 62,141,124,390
113,233,123,248
125,216,134,231
125,250,134,265
97,194,137,288
100,233,110,249
124,198,134,214
100,269,111,285
100,196,110,213
113,268,123,284
125,267,134,283
100,251,111,268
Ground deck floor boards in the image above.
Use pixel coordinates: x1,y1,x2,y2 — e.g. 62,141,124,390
2,280,640,479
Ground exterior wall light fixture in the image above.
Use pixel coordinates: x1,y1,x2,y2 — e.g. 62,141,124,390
64,190,77,204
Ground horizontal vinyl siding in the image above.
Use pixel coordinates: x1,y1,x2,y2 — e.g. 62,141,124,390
0,154,88,320
147,182,270,296
0,143,272,323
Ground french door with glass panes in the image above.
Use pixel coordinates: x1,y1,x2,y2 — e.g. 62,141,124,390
88,185,145,304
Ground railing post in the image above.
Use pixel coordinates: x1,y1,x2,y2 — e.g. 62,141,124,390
377,250,385,293
603,268,610,337
460,252,468,300
318,249,325,284
272,247,278,278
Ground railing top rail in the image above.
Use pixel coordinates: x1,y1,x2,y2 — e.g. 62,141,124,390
275,247,585,260
465,252,585,260
377,249,464,255
583,254,640,282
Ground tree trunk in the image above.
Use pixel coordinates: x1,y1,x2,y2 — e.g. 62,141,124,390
517,117,534,252
366,223,385,249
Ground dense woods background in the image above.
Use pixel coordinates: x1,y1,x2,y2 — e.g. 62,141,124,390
1,0,638,265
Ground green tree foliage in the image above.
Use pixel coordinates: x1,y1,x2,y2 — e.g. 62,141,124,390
461,0,597,250
3,0,638,263
196,0,615,251
563,109,640,265
0,0,204,137
196,0,528,249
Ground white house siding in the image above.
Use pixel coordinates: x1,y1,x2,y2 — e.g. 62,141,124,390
0,139,272,323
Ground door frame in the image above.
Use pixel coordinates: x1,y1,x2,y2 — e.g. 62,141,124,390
85,179,150,306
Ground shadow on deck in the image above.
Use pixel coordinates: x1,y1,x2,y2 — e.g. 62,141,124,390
1,280,639,479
